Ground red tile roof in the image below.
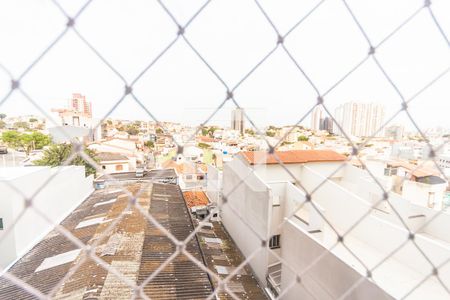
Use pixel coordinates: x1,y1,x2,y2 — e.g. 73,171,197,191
162,160,206,174
387,161,440,177
197,136,218,143
241,150,346,165
183,191,210,208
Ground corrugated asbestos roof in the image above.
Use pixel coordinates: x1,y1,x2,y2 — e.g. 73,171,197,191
0,182,213,299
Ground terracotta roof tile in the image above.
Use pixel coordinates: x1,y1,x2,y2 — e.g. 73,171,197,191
241,150,346,165
183,191,209,208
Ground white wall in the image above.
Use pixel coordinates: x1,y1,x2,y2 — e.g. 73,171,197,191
223,156,450,298
222,158,271,284
206,164,221,204
250,160,344,184
403,180,446,210
339,164,450,244
100,161,130,174
280,221,393,300
0,166,93,268
299,165,372,233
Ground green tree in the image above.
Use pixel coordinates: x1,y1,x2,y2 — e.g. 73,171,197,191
2,131,51,153
29,118,38,123
1,131,22,148
266,130,275,137
126,125,139,136
245,128,255,136
144,140,154,148
197,142,211,149
0,120,5,129
212,153,217,166
156,128,164,134
34,144,99,177
0,113,6,120
21,132,52,154
208,126,218,135
298,135,309,141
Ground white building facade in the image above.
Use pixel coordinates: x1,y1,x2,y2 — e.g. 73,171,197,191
231,108,245,135
310,106,323,132
218,150,450,299
0,166,93,269
334,102,385,138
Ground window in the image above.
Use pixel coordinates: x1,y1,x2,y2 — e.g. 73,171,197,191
269,234,280,249
102,165,106,170
115,164,123,171
428,192,435,209
384,167,398,176
0,218,3,230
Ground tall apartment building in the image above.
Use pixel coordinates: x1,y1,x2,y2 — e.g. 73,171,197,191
70,93,92,117
231,108,245,135
50,93,100,142
321,116,333,133
52,93,93,128
334,102,384,137
310,106,323,132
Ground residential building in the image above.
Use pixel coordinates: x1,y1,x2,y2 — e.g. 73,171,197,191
96,152,131,174
363,159,448,210
385,124,404,140
231,108,245,135
217,150,450,299
320,116,333,133
437,154,450,177
310,106,323,132
3,115,46,131
277,141,314,151
334,102,385,138
50,93,101,142
162,157,207,189
88,138,140,171
52,93,92,127
69,93,92,117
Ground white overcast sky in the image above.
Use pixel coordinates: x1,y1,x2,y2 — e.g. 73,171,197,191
0,0,449,131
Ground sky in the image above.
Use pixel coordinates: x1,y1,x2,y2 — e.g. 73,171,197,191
0,0,449,132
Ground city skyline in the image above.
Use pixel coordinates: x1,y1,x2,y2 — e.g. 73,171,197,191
1,1,449,299
0,1,449,130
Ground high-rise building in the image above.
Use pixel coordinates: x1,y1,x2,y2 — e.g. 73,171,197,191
321,117,333,133
52,93,92,127
311,106,323,132
70,93,92,117
334,102,385,137
231,108,245,135
50,93,100,142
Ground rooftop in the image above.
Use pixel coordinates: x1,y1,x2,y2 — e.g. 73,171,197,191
241,150,346,165
96,152,129,162
0,182,213,299
162,160,207,175
183,190,210,208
